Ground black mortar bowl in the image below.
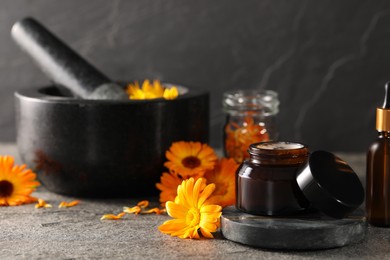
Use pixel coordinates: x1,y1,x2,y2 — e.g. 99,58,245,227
15,84,209,197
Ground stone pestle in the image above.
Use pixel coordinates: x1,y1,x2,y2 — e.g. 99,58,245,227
11,17,128,100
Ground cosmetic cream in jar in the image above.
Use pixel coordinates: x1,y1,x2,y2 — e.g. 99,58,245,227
236,142,309,216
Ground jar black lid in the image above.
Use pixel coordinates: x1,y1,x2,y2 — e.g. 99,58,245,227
296,151,365,219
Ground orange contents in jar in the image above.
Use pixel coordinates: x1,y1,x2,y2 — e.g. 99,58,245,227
224,116,270,163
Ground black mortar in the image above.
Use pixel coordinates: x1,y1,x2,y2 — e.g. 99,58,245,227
15,85,209,197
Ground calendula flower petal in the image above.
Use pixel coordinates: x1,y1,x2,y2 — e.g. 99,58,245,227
200,204,222,214
100,212,126,220
141,79,152,92
163,87,179,100
158,178,221,239
198,183,216,208
156,171,183,205
126,81,140,96
143,207,165,214
35,198,52,208
137,200,149,208
200,211,221,222
189,228,201,239
199,221,218,232
192,178,206,207
153,80,165,96
174,226,198,239
123,206,141,214
177,181,191,209
159,219,187,234
200,227,214,239
165,201,187,219
58,200,80,208
130,88,146,100
204,158,239,207
200,217,218,227
0,155,40,206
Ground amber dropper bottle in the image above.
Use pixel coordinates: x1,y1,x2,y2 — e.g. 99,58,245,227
367,82,390,227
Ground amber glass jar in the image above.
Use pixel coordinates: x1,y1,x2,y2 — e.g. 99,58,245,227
236,141,309,216
223,90,279,163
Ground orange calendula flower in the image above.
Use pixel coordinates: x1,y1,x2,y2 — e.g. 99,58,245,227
123,205,141,215
58,200,80,208
158,178,222,239
156,172,184,206
126,80,179,100
35,198,52,208
204,158,239,208
0,155,40,206
164,141,218,178
100,212,126,220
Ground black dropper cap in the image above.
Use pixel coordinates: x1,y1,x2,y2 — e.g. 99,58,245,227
376,82,390,131
382,82,390,108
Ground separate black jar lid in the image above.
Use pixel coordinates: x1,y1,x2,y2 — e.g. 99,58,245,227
296,150,365,219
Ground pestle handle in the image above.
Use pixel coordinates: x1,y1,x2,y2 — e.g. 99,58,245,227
11,17,127,100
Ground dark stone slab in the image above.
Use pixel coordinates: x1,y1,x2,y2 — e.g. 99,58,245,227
221,206,367,250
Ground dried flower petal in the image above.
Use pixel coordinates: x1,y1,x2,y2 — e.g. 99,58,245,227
123,205,141,214
35,198,52,209
143,207,165,215
58,200,80,208
100,212,126,220
137,200,149,208
224,116,270,163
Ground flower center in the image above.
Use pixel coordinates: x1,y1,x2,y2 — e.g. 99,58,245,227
182,156,201,169
186,208,200,227
0,180,14,197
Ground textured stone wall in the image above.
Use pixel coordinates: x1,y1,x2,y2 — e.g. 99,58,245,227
1,0,390,151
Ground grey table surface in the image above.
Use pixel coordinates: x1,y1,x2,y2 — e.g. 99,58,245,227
0,143,389,260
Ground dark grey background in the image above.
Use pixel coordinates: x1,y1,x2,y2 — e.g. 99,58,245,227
1,0,389,152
